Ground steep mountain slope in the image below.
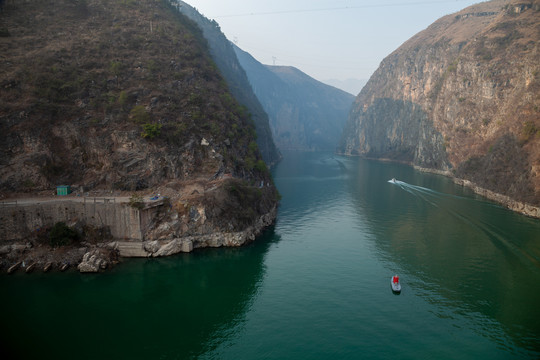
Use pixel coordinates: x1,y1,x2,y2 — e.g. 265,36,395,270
234,45,355,152
0,0,278,242
174,0,281,166
339,0,540,208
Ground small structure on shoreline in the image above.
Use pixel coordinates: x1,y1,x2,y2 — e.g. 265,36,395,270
56,185,72,196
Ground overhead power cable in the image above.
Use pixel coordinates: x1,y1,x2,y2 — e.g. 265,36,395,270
213,0,470,18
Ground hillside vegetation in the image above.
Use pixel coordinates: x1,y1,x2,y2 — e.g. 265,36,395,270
0,0,278,240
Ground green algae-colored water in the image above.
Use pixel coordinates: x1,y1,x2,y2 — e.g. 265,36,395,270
2,151,540,359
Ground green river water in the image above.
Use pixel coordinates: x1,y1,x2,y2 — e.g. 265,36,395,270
1,151,540,359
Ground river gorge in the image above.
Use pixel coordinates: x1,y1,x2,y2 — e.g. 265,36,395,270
1,151,539,359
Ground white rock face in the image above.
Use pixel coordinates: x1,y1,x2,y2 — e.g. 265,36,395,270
151,239,193,257
78,250,109,273
143,240,161,254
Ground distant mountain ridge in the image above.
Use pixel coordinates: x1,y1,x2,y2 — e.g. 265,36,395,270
234,45,355,152
339,0,540,213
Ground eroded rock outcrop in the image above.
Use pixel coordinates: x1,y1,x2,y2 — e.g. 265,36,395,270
339,0,540,208
113,199,278,257
77,249,114,273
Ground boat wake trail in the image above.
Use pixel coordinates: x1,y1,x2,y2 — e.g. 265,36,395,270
388,179,471,204
388,179,452,208
389,178,494,236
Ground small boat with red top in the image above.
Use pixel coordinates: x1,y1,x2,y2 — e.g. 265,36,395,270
391,275,401,293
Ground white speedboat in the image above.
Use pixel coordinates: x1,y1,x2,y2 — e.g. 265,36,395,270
389,178,397,183
391,275,401,293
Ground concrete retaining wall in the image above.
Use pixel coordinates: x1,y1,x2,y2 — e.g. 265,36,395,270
0,198,145,243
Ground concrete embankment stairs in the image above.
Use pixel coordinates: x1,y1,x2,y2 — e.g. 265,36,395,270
114,241,149,257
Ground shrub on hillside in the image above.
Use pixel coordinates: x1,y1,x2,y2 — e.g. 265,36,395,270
130,105,150,123
129,194,144,209
141,123,162,139
49,222,79,247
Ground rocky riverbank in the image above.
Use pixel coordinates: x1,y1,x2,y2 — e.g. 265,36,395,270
0,203,277,274
0,242,118,274
414,165,540,219
452,178,540,219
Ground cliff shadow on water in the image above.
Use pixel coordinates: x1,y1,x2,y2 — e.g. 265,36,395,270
340,98,450,171
0,226,280,360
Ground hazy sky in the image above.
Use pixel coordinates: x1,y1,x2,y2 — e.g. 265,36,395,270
183,0,481,83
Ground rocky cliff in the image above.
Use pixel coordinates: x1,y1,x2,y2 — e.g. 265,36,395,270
174,0,281,166
234,45,355,152
339,0,540,209
0,0,279,260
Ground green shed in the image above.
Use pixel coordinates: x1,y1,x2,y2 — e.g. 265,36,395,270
56,185,71,196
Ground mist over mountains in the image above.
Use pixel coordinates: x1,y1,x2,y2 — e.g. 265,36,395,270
234,45,355,152
175,0,356,154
